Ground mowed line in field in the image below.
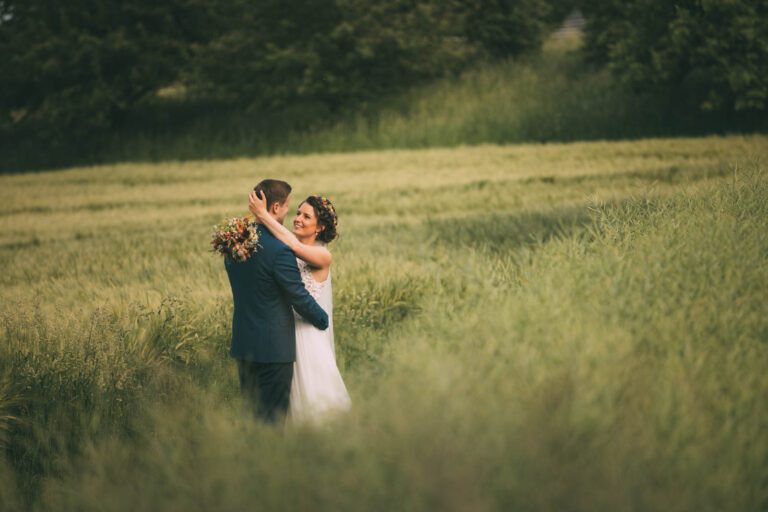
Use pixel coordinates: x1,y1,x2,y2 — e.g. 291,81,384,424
0,135,764,248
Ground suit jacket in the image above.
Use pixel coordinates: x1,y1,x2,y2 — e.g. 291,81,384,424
225,225,329,362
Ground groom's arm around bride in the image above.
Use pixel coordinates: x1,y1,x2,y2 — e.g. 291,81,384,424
273,240,329,330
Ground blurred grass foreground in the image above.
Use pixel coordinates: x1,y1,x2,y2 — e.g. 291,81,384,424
1,135,767,510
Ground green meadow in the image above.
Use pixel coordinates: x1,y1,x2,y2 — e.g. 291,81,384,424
1,135,767,510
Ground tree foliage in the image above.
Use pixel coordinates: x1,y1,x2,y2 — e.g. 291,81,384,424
1,0,556,125
0,0,560,166
580,0,768,111
461,0,553,58
190,0,557,112
0,0,215,143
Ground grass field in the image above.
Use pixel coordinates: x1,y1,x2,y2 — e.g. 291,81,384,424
1,135,767,511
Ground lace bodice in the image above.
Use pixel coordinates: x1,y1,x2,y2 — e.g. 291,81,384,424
297,258,328,300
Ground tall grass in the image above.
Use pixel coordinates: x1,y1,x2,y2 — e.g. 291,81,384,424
1,137,766,509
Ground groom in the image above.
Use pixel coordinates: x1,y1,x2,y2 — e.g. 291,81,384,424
225,179,329,423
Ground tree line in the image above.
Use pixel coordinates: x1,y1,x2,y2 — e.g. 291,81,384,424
0,0,766,170
0,1,567,147
581,0,768,113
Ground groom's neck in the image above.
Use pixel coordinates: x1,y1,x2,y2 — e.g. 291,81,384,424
258,213,284,225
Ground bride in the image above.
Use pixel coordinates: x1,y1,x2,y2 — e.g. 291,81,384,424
248,189,351,424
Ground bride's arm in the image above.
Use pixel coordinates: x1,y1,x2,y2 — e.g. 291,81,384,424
248,190,332,269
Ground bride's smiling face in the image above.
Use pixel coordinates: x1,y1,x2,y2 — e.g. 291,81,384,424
292,202,322,239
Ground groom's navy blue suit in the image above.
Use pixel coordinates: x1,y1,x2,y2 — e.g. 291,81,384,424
225,224,328,422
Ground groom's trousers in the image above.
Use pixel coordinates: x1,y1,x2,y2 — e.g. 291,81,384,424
237,360,294,424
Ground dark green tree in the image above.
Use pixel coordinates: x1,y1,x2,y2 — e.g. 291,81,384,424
580,0,768,111
1,0,561,169
543,0,580,28
460,0,553,58
189,0,344,111
190,0,475,113
191,0,557,114
0,0,211,145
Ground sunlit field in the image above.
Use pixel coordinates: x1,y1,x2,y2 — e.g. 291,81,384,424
1,135,767,511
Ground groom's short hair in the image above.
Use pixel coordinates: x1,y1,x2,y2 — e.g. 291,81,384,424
254,179,292,208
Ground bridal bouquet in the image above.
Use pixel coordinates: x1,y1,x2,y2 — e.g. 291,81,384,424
211,216,260,262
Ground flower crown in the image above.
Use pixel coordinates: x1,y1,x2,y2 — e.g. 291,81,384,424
317,195,338,226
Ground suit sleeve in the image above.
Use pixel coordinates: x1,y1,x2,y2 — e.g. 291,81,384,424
272,247,329,330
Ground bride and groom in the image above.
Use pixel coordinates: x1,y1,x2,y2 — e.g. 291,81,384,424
224,179,351,425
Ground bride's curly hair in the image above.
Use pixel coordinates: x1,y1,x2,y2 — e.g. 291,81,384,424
303,195,338,243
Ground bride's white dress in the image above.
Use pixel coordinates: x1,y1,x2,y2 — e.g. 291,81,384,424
289,257,351,423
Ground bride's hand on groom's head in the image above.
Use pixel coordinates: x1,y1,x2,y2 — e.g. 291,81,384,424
249,190,268,217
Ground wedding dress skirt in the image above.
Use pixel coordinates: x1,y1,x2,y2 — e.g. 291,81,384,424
290,259,351,424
